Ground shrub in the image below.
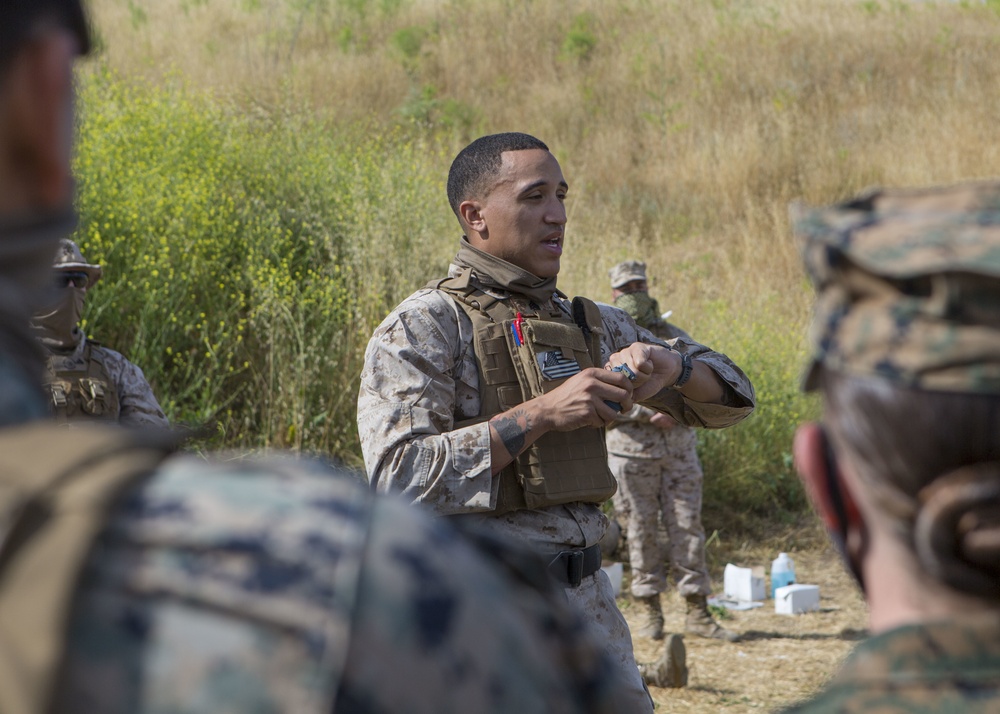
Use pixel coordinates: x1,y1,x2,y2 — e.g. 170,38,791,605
75,70,453,460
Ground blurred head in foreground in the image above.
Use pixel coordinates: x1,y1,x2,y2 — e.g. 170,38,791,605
786,180,1000,711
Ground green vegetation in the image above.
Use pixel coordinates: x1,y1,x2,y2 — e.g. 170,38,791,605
76,71,454,461
77,0,1000,524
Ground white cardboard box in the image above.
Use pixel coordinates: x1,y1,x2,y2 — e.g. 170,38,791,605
601,562,623,597
723,563,766,603
774,584,820,614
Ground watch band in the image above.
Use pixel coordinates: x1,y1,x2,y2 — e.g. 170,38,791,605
671,351,693,389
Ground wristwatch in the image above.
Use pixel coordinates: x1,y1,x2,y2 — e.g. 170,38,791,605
670,350,693,389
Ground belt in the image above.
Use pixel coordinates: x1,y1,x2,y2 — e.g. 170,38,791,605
546,543,602,588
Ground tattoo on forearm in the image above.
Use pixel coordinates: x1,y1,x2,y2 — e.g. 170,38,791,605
492,409,531,456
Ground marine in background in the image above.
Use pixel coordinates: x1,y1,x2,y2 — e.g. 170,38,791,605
783,180,1000,713
358,132,756,706
31,239,169,427
605,260,739,643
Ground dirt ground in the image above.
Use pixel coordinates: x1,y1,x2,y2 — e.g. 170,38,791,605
617,539,869,712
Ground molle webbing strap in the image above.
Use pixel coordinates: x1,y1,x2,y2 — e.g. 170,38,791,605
83,343,120,421
572,296,605,369
47,341,120,422
0,422,175,714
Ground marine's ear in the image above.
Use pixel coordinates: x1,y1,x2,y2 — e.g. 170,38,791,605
794,423,863,531
794,422,868,591
0,29,78,213
459,199,488,241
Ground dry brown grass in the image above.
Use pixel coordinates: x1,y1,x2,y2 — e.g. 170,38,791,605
88,0,1000,337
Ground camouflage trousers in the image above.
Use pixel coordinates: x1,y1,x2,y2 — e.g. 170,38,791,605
608,426,711,599
566,569,654,713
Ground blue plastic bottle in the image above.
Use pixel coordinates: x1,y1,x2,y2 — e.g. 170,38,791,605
770,552,796,598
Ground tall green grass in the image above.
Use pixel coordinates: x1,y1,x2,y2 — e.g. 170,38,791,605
76,71,456,461
75,0,1000,522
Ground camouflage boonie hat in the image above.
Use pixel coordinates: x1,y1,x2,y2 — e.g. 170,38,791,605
53,239,101,286
793,180,1000,395
609,260,647,289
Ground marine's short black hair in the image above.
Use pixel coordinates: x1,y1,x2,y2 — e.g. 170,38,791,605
446,132,549,218
0,0,91,71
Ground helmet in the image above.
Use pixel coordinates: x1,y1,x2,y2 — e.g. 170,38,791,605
53,239,102,287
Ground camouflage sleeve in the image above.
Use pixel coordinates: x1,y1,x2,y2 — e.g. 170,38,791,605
97,346,170,429
611,402,659,424
357,289,496,515
598,304,755,428
54,455,625,714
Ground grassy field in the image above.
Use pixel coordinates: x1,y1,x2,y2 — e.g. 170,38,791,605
627,536,869,712
73,1,1000,708
78,0,1000,522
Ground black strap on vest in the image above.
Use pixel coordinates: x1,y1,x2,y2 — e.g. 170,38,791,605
545,543,602,588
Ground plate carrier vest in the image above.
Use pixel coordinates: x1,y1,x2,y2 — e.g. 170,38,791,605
46,341,120,423
429,270,618,515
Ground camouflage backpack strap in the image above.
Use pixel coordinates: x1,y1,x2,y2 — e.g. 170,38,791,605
0,422,177,714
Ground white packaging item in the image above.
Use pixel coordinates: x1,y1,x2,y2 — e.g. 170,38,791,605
723,563,766,602
601,562,623,597
774,584,820,614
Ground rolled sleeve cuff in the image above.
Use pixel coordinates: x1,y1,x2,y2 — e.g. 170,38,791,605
445,421,495,511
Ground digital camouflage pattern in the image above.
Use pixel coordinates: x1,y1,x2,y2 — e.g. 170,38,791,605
358,264,755,711
607,317,711,599
53,452,628,714
608,260,647,289
793,180,1000,394
780,617,1000,714
608,428,709,598
47,336,168,428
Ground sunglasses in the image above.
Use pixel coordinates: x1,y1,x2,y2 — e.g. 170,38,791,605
54,271,91,289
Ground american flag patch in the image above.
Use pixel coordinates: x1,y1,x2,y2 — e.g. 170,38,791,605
537,350,581,380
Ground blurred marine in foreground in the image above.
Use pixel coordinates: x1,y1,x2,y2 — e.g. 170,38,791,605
784,181,1000,713
0,2,627,713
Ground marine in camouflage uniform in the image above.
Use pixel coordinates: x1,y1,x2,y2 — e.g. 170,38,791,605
605,261,738,643
31,239,169,428
781,618,1000,714
52,449,629,714
783,180,1000,713
0,4,631,713
358,133,755,706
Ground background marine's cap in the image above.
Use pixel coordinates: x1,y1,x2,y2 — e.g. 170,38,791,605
609,260,647,289
793,179,1000,395
52,238,102,286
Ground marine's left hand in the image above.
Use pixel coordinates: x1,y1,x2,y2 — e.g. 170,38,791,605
605,343,680,402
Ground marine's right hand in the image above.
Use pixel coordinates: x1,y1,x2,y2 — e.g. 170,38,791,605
534,367,634,431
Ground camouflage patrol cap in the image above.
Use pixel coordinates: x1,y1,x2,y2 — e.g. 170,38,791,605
53,239,101,286
793,179,1000,394
609,260,647,289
